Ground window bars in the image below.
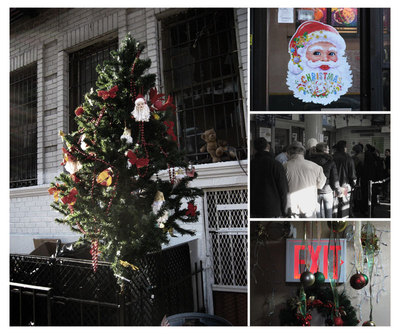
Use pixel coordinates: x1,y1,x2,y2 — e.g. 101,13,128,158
10,64,38,188
69,38,118,132
205,188,248,291
161,9,247,163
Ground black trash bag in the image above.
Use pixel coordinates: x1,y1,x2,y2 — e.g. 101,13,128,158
56,239,92,259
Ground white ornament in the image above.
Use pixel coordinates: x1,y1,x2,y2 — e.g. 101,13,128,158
131,97,150,122
65,160,82,175
120,127,133,144
80,134,88,151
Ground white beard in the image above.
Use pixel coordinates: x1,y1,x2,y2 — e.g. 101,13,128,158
131,104,151,122
286,56,353,106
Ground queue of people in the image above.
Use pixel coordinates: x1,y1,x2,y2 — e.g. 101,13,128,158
250,137,390,218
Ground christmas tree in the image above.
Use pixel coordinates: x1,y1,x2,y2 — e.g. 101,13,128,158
49,35,203,275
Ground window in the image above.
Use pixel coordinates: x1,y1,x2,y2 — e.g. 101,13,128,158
10,64,37,188
161,9,247,163
69,38,118,132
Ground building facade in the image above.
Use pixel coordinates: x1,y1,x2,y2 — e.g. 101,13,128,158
10,8,248,325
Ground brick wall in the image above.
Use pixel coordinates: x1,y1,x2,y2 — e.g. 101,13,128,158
9,8,248,255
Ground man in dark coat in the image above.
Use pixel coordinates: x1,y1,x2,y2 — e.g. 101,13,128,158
332,140,356,218
308,142,341,218
250,137,289,218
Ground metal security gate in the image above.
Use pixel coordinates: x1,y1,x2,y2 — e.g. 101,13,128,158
204,187,248,326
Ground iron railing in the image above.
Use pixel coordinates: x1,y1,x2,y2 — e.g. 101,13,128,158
10,243,204,326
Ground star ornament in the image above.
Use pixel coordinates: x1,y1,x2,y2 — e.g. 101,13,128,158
125,150,149,169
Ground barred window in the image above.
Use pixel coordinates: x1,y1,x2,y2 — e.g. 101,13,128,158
161,9,247,163
69,38,118,132
10,64,37,188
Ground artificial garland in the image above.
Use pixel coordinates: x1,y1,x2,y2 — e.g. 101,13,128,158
279,285,359,326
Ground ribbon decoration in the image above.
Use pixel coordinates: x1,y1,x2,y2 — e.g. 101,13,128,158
126,150,149,169
48,183,62,201
164,121,177,142
185,202,197,217
97,85,118,100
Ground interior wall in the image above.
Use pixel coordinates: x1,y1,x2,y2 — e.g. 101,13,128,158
250,221,390,326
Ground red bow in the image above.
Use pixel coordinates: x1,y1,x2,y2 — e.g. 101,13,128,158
164,121,177,142
61,187,78,206
98,85,119,100
185,202,197,217
149,87,176,111
126,150,149,169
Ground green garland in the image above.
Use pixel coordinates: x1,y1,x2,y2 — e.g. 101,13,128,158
279,285,359,326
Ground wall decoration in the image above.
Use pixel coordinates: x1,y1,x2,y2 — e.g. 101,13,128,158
287,20,353,105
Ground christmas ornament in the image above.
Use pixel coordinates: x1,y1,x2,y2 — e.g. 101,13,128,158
80,134,88,151
350,272,367,290
125,150,149,169
61,187,78,206
61,148,82,174
362,273,369,286
74,106,84,116
164,121,177,142
287,20,352,105
300,269,315,287
48,183,62,202
149,87,176,111
119,260,139,271
314,271,325,284
97,85,118,100
333,316,344,326
362,320,376,326
120,127,133,144
96,168,113,186
185,202,197,217
152,191,169,228
186,165,196,178
131,94,150,122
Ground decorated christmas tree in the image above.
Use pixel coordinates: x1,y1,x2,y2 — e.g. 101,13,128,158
49,34,203,276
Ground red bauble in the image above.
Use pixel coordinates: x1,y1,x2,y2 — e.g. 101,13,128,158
350,272,367,289
334,316,344,326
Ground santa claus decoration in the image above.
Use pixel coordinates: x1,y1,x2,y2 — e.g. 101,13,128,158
131,94,151,122
286,20,352,105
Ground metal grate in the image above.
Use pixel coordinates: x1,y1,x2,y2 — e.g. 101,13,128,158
10,64,37,188
69,38,118,132
205,188,248,289
161,9,247,163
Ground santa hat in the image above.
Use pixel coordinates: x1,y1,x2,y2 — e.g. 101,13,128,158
135,94,145,103
288,20,346,74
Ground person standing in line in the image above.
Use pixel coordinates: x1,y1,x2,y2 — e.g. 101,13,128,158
250,137,289,218
284,141,326,218
308,142,342,218
275,145,289,164
332,140,356,218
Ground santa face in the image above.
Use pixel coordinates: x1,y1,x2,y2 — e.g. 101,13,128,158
131,97,151,122
287,43,352,105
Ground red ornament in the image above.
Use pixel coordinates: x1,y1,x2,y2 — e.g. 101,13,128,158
61,187,78,206
149,87,176,111
126,150,149,169
350,272,367,290
74,106,84,116
97,85,118,100
334,316,344,326
164,121,177,142
185,202,197,217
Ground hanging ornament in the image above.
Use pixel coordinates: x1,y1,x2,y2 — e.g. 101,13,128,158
186,165,196,178
350,271,367,289
61,148,82,174
333,316,344,326
362,320,376,326
314,271,325,284
152,191,169,227
362,273,369,286
96,168,113,186
120,127,133,144
74,106,84,117
79,134,88,151
131,94,151,122
174,168,185,186
185,201,197,217
300,268,315,287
